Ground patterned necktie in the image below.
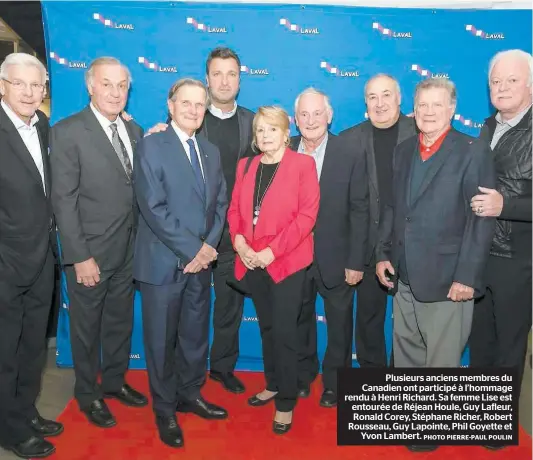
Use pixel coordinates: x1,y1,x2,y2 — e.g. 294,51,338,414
186,138,205,197
109,123,133,179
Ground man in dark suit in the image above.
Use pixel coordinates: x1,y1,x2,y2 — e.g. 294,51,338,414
143,48,254,393
292,88,369,408
376,78,495,454
0,53,61,459
51,57,148,429
134,79,228,448
340,74,416,368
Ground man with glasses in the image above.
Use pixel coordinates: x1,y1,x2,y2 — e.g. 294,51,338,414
0,53,60,459
51,57,147,430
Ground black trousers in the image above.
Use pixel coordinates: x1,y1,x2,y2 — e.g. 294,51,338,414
247,267,306,412
354,264,389,367
298,264,355,393
141,269,211,417
469,255,532,387
0,248,54,447
65,239,135,410
209,250,244,374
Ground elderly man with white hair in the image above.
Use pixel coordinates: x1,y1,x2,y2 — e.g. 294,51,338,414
0,53,60,459
469,50,532,446
51,57,147,430
290,88,369,408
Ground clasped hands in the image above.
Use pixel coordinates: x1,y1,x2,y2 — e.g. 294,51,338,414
184,243,218,274
234,234,274,270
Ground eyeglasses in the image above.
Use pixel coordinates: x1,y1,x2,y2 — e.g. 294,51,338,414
2,78,45,93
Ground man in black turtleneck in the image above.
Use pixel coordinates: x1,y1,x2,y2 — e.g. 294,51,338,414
340,74,416,368
199,48,254,393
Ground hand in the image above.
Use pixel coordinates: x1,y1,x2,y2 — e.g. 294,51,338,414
345,269,363,286
470,186,503,217
74,257,100,287
183,257,208,274
197,243,218,265
145,122,169,137
256,248,275,269
376,261,395,289
240,248,260,270
447,282,474,302
121,110,133,121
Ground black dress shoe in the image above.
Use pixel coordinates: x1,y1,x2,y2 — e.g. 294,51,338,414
155,415,184,448
176,397,228,419
273,421,292,435
103,383,148,407
483,444,506,450
9,436,55,459
297,384,310,398
30,415,64,437
406,445,439,452
209,372,245,394
320,389,337,407
247,393,276,407
82,399,116,428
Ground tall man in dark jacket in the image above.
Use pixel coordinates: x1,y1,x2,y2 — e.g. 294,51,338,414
469,50,532,426
292,88,369,407
0,53,62,460
51,57,147,429
340,74,416,367
376,78,495,453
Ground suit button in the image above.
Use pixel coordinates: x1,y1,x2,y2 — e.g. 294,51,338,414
200,235,206,241
377,198,380,203
406,217,411,222
374,220,379,225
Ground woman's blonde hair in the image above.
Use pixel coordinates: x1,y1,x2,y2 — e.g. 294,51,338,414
251,106,290,152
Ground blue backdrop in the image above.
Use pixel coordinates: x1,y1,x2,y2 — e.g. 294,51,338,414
42,1,532,371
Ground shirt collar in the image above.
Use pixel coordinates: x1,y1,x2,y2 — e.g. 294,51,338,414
1,100,39,129
171,120,196,145
298,132,329,155
495,104,532,128
90,102,119,130
208,101,237,120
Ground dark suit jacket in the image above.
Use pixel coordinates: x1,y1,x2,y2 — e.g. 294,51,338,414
290,133,369,288
133,128,228,286
376,129,496,302
339,114,417,265
50,106,143,268
0,106,54,286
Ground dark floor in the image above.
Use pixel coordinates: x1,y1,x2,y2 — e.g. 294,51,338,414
0,340,531,459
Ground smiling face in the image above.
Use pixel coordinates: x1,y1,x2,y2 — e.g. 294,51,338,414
254,116,289,156
295,92,332,144
168,84,207,137
87,63,129,121
0,63,46,124
490,54,532,121
415,87,455,138
365,75,401,129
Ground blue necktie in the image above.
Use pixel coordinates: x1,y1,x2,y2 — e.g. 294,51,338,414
186,138,205,197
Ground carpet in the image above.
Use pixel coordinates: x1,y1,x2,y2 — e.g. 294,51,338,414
47,371,531,460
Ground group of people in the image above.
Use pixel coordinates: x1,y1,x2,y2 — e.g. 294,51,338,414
0,43,530,458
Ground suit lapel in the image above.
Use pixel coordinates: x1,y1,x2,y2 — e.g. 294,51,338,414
121,116,140,151
397,114,416,145
364,123,379,197
163,129,205,203
81,107,128,179
410,131,457,208
35,121,51,197
196,136,210,207
318,133,336,192
0,106,44,191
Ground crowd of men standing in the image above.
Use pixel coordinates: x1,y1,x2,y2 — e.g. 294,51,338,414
0,45,530,458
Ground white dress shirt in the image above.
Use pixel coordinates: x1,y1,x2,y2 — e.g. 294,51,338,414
90,103,133,165
2,100,46,194
297,133,328,180
208,101,237,120
171,121,205,178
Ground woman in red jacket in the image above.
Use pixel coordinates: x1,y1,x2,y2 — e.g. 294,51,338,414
227,106,319,434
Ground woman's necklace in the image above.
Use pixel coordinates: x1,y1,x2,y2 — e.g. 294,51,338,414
253,161,281,226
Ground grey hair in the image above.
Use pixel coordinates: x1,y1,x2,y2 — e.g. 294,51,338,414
168,78,209,105
414,77,457,106
488,49,533,86
85,57,131,88
364,73,401,99
294,87,333,115
0,52,47,84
